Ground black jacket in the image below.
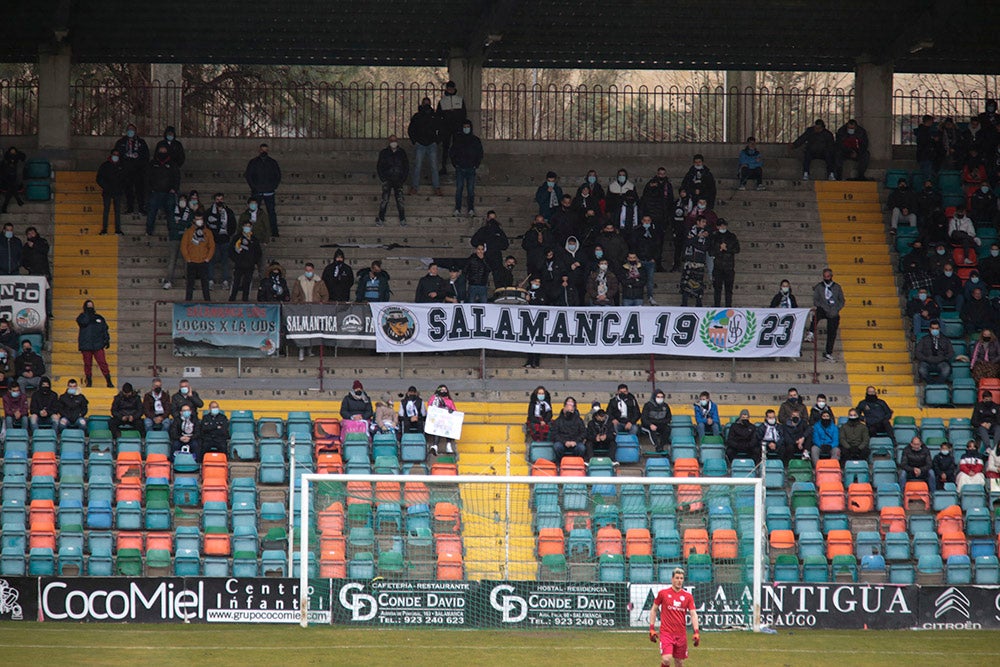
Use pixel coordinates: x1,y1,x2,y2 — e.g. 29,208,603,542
111,392,143,419
680,166,717,207
471,221,510,259
170,415,201,442
147,157,181,193
726,419,757,454
322,260,355,302
229,234,263,271
709,231,741,271
340,392,374,421
606,393,640,425
639,177,674,222
76,308,110,352
835,123,870,154
96,160,124,195
30,386,60,416
14,350,45,378
585,418,616,448
449,127,484,169
770,291,798,308
415,274,447,303
171,390,204,418
856,396,893,425
377,146,410,185
886,187,919,213
640,400,672,427
792,127,836,154
245,154,282,193
550,411,586,443
973,400,1000,427
206,204,238,241
19,235,49,277
464,253,492,287
113,135,149,167
407,107,440,146
58,391,89,423
900,444,933,475
154,137,186,167
201,412,230,448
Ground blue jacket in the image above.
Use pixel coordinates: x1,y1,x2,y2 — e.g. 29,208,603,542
812,421,840,448
738,147,763,170
535,183,564,220
694,401,720,427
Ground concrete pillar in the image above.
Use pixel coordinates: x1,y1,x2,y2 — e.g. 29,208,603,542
725,70,756,143
854,62,894,163
150,63,183,136
36,44,72,155
447,50,483,131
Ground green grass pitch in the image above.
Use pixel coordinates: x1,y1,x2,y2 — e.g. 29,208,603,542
1,623,998,666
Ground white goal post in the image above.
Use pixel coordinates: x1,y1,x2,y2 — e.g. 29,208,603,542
298,473,765,631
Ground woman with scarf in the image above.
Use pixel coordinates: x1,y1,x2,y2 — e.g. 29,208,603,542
427,384,458,456
970,329,1000,381
526,386,553,441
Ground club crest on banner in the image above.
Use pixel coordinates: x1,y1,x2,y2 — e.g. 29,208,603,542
699,309,756,353
380,306,418,343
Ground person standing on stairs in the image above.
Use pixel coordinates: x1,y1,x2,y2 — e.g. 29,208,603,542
96,149,125,235
244,143,282,238
407,97,443,196
804,268,845,362
113,123,149,215
0,222,21,275
449,119,483,217
145,145,179,236
76,300,113,388
375,135,409,227
180,212,215,301
436,80,466,177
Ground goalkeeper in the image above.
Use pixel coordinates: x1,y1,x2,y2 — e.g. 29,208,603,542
649,567,700,666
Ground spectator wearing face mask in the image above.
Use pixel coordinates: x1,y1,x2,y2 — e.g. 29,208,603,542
561,236,585,294
596,222,629,271
471,211,510,277
464,246,492,304
961,286,996,335
931,262,963,312
76,300,113,388
257,261,290,303
709,218,740,308
291,261,329,361
613,189,642,236
855,386,895,444
171,379,204,419
914,320,953,382
680,222,710,307
3,379,28,431
0,223,21,276
376,135,409,227
201,401,230,456
957,439,986,492
526,386,553,441
407,97,442,195
114,123,149,214
629,216,660,305
450,120,483,217
322,249,354,303
427,384,457,455
584,409,617,462
932,442,958,488
96,149,125,235
142,378,172,432
948,206,980,265
586,257,619,307
777,388,805,424
206,193,237,289
641,389,672,453
606,169,635,213
163,191,198,290
680,154,717,208
29,376,59,431
229,215,263,301
244,143,281,237
834,119,870,180
437,81,466,177
906,288,940,338
737,138,765,190
756,409,786,457
789,119,836,181
523,277,547,368
770,280,798,309
146,145,180,235
886,179,919,232
521,215,554,276
14,338,44,394
341,380,374,422
170,402,201,462
811,411,840,465
808,393,834,425
916,180,943,226
606,383,640,435
979,244,1000,286
969,180,997,225
693,391,720,442
110,382,144,438
669,188,694,272
969,329,1000,382
804,268,845,362
154,126,185,168
620,252,646,308
726,409,759,464
181,213,215,301
782,408,811,463
974,392,1000,445
57,379,88,433
839,409,870,462
535,171,563,221
398,386,427,435
577,170,607,210
551,397,587,463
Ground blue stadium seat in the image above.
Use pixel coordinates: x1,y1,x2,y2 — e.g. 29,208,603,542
946,554,972,584
974,555,1000,585
889,563,915,584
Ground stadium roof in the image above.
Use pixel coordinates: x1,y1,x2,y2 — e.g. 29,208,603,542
6,0,1000,73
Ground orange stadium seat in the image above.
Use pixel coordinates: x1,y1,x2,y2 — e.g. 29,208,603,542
431,462,458,476
316,452,344,475
537,528,565,557
204,532,231,556
29,499,55,528
815,459,842,486
563,511,592,532
145,453,171,480
711,529,738,559
531,459,557,476
202,453,228,482
433,503,460,534
403,482,430,505
818,482,846,512
903,481,931,511
596,526,623,556
673,458,700,477
345,481,372,504
375,481,402,503
682,528,709,556
847,483,875,513
879,506,907,536
941,531,968,560
318,503,345,535
936,505,964,536
437,550,464,580
625,529,652,558
115,451,143,482
559,457,586,476
116,531,144,554
827,530,853,559
29,521,56,551
146,533,173,553
115,478,143,504
30,452,57,479
770,529,796,558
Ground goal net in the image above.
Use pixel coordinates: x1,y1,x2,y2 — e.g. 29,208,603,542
296,471,765,631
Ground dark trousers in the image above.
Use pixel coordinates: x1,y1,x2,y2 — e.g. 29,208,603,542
803,149,835,176
866,419,896,444
229,268,254,301
378,182,406,221
110,416,146,439
836,149,870,179
809,310,841,355
671,221,687,268
185,262,211,301
1,191,24,212
713,266,735,307
121,164,145,212
738,165,763,185
585,439,617,462
101,191,122,232
171,438,202,462
254,193,278,236
642,424,672,452
146,191,175,235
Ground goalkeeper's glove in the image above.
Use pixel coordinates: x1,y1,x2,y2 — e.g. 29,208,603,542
693,632,700,647
649,630,657,643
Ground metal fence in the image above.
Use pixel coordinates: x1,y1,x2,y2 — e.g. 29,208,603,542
0,79,38,136
892,89,996,144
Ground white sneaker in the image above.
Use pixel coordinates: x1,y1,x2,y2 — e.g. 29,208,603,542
468,209,476,217
804,331,814,343
375,218,385,227
209,280,215,288
756,184,766,191
298,348,305,361
648,297,659,306
453,209,462,216
737,184,746,191
222,280,230,289
445,441,455,454
162,281,172,290
429,444,439,456
828,172,837,180
802,172,810,181
823,353,835,362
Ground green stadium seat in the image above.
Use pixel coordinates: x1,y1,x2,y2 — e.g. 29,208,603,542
884,169,908,189
802,555,829,582
773,554,801,582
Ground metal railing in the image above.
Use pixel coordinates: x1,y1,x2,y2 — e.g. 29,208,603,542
892,88,996,144
0,79,38,136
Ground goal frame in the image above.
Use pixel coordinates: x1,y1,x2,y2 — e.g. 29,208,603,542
297,473,765,631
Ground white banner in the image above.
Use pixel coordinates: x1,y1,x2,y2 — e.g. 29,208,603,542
0,276,48,335
424,405,464,440
372,302,810,358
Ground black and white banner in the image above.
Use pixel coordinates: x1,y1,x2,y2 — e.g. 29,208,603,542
372,303,810,357
38,578,330,624
484,581,628,628
918,586,1000,630
283,303,375,348
0,276,48,334
0,577,38,622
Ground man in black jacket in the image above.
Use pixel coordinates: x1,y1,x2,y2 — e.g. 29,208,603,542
470,211,510,276
790,119,837,181
206,193,237,288
341,380,374,421
551,398,587,462
96,149,125,235
376,135,409,227
14,338,44,393
113,123,149,214
145,146,179,235
640,389,672,453
322,249,354,303
171,379,204,419
415,263,447,303
201,401,230,456
585,409,617,461
21,226,51,318
834,119,870,180
407,98,442,195
709,219,740,307
57,379,88,433
680,155,717,209
29,376,59,431
110,382,145,438
464,245,492,303
450,120,484,217
898,436,935,492
726,409,760,464
244,143,282,237
154,126,185,168
606,383,640,435
855,386,895,443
